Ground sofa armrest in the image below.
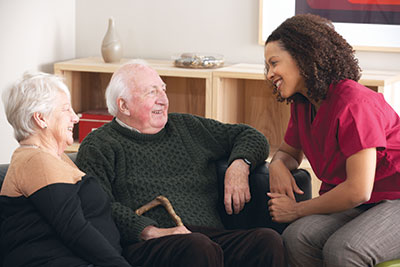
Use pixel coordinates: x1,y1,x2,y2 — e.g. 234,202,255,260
216,159,312,233
0,164,8,189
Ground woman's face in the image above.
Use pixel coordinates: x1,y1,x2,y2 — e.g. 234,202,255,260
45,91,79,152
264,41,307,99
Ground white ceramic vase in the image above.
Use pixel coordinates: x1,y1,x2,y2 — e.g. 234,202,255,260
101,17,123,63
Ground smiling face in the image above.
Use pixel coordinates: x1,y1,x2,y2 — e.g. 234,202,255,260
45,90,79,152
119,65,169,134
264,41,307,99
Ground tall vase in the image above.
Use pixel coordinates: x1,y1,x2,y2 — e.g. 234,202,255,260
101,17,123,63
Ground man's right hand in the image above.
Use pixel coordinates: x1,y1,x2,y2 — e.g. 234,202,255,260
140,225,191,240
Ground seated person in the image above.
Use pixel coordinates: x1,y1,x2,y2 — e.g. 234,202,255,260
265,14,400,266
0,72,131,267
76,61,286,267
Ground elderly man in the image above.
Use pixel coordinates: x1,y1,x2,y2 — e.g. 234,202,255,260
76,61,285,267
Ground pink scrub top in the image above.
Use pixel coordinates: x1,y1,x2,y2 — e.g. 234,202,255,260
285,79,400,203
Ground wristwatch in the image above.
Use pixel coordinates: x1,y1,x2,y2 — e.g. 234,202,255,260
242,158,251,167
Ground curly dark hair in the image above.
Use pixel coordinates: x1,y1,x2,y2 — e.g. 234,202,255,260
265,14,361,103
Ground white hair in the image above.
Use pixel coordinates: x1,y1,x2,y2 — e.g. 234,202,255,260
2,71,71,142
105,59,149,116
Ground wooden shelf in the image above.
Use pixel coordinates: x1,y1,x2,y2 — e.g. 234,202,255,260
55,58,400,155
212,63,290,151
54,57,214,118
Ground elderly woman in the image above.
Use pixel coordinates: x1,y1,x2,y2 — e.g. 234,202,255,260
0,72,131,267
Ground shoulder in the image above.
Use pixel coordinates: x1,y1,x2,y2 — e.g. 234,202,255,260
168,113,198,123
325,80,387,115
79,120,120,151
169,112,226,125
167,113,206,129
3,148,84,197
331,80,382,103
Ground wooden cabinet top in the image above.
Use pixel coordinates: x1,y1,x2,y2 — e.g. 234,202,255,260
213,63,400,87
54,57,400,88
54,57,213,78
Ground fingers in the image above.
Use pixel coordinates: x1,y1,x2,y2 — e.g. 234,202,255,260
232,192,244,214
174,225,191,234
292,181,304,195
225,190,251,215
232,193,241,214
287,188,296,200
224,193,233,215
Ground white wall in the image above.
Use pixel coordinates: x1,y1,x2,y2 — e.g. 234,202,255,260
75,0,263,64
75,0,400,71
1,0,399,162
0,0,75,163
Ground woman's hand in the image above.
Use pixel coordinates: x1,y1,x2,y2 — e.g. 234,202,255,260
140,225,191,240
269,142,304,200
267,192,300,223
269,160,303,200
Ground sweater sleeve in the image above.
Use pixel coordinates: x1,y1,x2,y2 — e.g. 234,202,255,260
28,183,131,267
76,141,158,244
183,114,269,171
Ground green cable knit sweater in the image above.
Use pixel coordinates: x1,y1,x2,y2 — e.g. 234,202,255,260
76,113,269,245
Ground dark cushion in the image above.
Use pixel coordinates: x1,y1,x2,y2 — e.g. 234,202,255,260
216,159,311,233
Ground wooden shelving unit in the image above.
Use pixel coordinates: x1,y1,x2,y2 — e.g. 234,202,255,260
212,63,290,153
55,57,400,160
54,57,214,118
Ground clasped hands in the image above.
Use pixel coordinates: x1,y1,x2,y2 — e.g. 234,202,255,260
268,165,304,223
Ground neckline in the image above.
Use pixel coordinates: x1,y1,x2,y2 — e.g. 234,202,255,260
19,144,40,149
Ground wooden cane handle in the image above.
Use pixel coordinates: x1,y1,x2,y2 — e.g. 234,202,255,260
135,195,183,226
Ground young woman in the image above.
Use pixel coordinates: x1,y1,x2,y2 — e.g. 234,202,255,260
265,14,400,266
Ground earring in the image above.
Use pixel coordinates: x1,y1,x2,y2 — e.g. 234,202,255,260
43,123,47,129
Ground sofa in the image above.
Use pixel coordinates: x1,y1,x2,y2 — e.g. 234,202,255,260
0,153,312,266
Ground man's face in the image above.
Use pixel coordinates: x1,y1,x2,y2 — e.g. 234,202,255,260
123,65,169,134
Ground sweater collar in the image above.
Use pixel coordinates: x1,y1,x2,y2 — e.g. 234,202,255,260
110,118,167,141
115,117,141,133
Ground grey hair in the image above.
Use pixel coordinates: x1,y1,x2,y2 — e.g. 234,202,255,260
2,71,71,142
105,59,149,116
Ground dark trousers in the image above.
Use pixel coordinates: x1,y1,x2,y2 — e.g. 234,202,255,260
123,225,285,267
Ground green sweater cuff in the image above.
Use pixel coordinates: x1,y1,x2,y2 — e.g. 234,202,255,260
129,216,159,244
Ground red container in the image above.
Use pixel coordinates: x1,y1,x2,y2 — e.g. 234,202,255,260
78,110,113,143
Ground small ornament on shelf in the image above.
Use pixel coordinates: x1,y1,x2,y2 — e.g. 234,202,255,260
101,17,123,63
173,53,224,69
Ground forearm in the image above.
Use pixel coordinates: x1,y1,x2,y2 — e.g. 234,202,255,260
111,201,158,244
270,142,303,171
195,115,269,167
297,148,376,217
295,181,369,218
30,184,131,267
270,152,299,172
228,127,269,169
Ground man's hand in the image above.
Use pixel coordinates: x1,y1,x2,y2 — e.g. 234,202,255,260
140,225,191,241
224,159,251,215
267,192,299,223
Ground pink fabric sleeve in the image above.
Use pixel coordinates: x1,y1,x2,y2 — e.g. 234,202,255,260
338,101,387,158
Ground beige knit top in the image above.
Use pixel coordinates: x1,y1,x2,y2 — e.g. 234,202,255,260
0,147,84,197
